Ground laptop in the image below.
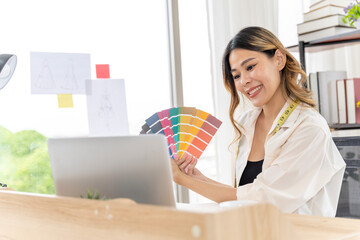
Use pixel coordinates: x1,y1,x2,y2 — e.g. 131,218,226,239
47,135,176,207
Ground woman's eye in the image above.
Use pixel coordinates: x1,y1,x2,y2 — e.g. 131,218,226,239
247,64,256,71
233,74,240,80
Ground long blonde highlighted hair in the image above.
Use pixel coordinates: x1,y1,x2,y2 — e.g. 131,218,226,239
222,26,315,144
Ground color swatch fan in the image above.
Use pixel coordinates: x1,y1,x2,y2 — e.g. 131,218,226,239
140,107,222,160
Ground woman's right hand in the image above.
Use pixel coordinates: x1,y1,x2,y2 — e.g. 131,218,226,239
173,155,206,181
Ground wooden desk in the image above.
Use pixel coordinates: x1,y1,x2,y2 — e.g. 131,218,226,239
0,191,359,239
286,214,360,240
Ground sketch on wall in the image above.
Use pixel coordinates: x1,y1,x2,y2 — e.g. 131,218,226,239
86,79,129,136
30,52,90,94
34,59,56,89
60,59,79,90
98,91,115,131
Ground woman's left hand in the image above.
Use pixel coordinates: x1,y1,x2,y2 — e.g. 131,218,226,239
170,157,186,184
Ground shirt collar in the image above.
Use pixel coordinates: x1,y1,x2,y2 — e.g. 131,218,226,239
268,99,302,133
240,107,262,136
241,99,301,136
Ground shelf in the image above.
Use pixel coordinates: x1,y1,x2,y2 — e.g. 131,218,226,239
332,135,360,144
342,159,360,167
330,124,360,130
309,29,360,45
331,129,360,138
287,29,360,53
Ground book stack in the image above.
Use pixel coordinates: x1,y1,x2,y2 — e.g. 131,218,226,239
336,78,360,124
308,71,347,124
308,71,360,125
297,0,355,42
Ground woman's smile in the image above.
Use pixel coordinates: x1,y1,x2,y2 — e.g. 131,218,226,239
246,84,263,98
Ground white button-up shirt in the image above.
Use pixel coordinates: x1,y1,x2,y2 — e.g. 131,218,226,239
234,101,346,217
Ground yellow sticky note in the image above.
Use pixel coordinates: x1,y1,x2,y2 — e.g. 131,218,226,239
57,94,74,108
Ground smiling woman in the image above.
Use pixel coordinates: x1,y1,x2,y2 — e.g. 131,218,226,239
171,26,346,217
229,48,285,108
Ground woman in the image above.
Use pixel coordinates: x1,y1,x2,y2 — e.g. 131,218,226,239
171,26,345,217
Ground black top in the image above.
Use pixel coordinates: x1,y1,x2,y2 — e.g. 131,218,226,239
239,160,264,186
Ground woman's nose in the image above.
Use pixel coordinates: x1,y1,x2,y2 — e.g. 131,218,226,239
240,73,251,86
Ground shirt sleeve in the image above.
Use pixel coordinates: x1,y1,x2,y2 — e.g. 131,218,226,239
236,121,339,213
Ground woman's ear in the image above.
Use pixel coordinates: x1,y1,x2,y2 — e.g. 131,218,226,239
275,49,286,71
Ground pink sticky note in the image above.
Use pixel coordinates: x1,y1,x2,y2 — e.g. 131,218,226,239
96,64,110,78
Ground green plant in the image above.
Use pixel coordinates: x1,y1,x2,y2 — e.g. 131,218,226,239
80,189,109,200
343,1,360,27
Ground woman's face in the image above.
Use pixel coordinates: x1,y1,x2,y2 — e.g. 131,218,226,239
229,48,284,108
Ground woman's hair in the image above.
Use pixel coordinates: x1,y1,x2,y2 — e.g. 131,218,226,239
222,26,314,143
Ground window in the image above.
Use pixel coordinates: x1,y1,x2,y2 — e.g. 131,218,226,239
0,0,171,193
178,0,217,203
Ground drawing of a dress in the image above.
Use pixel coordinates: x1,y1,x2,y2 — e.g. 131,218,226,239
35,59,56,89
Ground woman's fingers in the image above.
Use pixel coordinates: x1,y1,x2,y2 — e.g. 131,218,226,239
174,155,187,166
179,155,192,171
170,158,184,184
187,157,198,174
172,154,198,175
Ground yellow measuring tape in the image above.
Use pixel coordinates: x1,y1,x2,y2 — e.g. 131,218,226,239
233,98,300,188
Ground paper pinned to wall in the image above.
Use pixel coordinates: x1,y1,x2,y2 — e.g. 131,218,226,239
86,79,129,136
57,94,74,108
30,52,91,94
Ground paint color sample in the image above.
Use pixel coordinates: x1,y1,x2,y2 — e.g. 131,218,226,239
169,107,180,152
96,64,110,78
189,114,221,150
185,113,222,158
146,112,164,135
178,107,196,156
206,114,223,128
182,109,209,157
141,107,222,160
184,131,217,158
145,112,174,155
58,94,74,108
140,123,151,134
160,109,176,156
158,111,175,156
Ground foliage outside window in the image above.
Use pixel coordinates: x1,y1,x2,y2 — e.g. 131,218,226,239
0,126,55,194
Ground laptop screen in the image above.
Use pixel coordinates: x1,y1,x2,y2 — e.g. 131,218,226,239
47,135,175,207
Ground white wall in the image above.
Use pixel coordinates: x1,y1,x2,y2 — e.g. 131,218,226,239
206,0,279,185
